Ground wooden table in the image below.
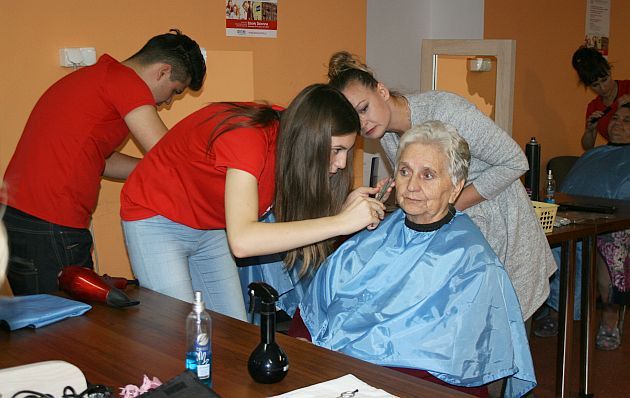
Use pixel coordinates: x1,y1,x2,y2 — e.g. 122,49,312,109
545,220,596,398
546,194,630,398
0,287,472,397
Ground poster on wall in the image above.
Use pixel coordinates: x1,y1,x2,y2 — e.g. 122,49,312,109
584,0,610,55
226,0,278,38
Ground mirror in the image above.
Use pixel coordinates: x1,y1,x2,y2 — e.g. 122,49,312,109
421,40,515,134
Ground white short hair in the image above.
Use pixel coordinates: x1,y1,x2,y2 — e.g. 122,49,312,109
396,120,471,186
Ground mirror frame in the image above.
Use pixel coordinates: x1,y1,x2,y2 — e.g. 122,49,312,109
420,39,516,134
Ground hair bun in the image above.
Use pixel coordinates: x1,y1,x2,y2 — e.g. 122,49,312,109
327,51,371,81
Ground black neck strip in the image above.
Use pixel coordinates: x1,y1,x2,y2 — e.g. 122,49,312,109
404,206,454,232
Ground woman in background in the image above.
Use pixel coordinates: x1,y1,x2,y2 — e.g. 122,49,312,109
545,104,630,350
326,51,556,323
120,84,386,321
572,46,630,150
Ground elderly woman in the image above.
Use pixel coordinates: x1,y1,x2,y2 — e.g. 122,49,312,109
290,121,536,398
543,103,630,350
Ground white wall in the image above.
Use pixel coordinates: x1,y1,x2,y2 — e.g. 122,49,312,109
366,0,485,93
363,0,485,184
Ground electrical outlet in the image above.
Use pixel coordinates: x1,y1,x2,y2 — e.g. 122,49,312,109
59,47,97,68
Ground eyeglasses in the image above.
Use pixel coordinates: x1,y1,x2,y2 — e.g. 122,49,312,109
337,389,359,398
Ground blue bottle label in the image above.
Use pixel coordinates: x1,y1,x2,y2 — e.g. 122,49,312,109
195,333,211,380
186,333,212,385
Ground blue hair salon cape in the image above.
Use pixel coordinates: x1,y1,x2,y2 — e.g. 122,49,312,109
299,209,536,398
238,212,310,320
547,144,630,314
561,144,630,200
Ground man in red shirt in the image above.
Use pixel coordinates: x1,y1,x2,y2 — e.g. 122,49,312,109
2,29,206,294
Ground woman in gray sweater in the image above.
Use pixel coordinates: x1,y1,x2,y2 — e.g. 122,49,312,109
327,51,556,322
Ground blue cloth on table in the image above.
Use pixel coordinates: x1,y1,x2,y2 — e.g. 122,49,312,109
547,144,630,314
0,294,91,331
547,244,583,320
238,212,312,322
300,209,536,398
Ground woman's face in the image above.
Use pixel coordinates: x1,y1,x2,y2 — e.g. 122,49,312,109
395,142,463,224
329,133,356,175
341,82,391,140
590,74,615,98
608,107,630,144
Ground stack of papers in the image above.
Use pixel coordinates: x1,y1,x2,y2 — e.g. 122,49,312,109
269,374,398,398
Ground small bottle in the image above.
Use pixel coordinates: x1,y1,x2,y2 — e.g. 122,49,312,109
185,291,212,386
544,169,556,204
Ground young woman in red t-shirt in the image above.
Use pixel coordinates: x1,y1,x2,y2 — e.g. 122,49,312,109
572,46,630,150
120,84,388,320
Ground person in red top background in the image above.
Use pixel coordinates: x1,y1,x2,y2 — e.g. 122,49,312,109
572,46,630,150
120,84,388,320
2,29,206,295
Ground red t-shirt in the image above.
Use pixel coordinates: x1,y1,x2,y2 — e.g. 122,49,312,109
120,103,279,230
586,79,630,141
3,54,154,228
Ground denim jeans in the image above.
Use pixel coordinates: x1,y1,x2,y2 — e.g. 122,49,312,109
3,206,94,295
122,216,247,321
547,242,583,320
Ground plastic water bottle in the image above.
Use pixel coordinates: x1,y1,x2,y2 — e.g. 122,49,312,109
544,169,556,204
185,291,212,386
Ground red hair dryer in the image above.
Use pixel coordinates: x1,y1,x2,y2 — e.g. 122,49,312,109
58,266,140,308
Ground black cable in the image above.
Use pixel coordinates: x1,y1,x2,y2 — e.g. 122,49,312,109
11,391,55,398
12,384,113,398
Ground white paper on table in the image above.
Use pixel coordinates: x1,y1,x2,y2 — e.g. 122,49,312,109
268,374,399,398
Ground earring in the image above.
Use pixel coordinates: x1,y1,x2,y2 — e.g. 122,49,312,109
448,203,456,216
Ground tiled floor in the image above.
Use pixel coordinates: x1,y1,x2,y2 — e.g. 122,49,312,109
529,311,629,398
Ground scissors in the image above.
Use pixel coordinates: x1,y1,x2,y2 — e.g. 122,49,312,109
337,389,358,398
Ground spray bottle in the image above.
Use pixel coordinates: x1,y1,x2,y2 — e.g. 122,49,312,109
185,291,212,386
247,282,289,383
524,137,541,201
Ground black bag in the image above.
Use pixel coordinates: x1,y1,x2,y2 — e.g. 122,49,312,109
140,371,221,398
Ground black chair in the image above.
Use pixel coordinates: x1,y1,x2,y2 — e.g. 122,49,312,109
546,155,579,189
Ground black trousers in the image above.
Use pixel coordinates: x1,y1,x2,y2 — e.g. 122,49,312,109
3,206,93,294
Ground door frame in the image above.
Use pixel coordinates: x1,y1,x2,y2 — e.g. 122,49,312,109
420,39,516,134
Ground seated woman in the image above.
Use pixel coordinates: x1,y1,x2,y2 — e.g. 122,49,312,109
289,121,536,398
543,103,630,350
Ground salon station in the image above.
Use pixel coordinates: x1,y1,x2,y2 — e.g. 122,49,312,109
1,2,629,398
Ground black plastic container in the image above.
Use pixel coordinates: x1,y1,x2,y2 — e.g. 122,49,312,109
247,282,289,384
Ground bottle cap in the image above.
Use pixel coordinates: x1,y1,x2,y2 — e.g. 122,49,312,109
193,291,205,313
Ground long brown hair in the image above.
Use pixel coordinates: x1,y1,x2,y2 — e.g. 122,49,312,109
274,84,360,276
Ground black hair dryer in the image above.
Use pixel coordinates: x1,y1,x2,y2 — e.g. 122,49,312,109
247,282,289,383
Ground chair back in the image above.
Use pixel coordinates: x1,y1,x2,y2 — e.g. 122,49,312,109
547,156,579,189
